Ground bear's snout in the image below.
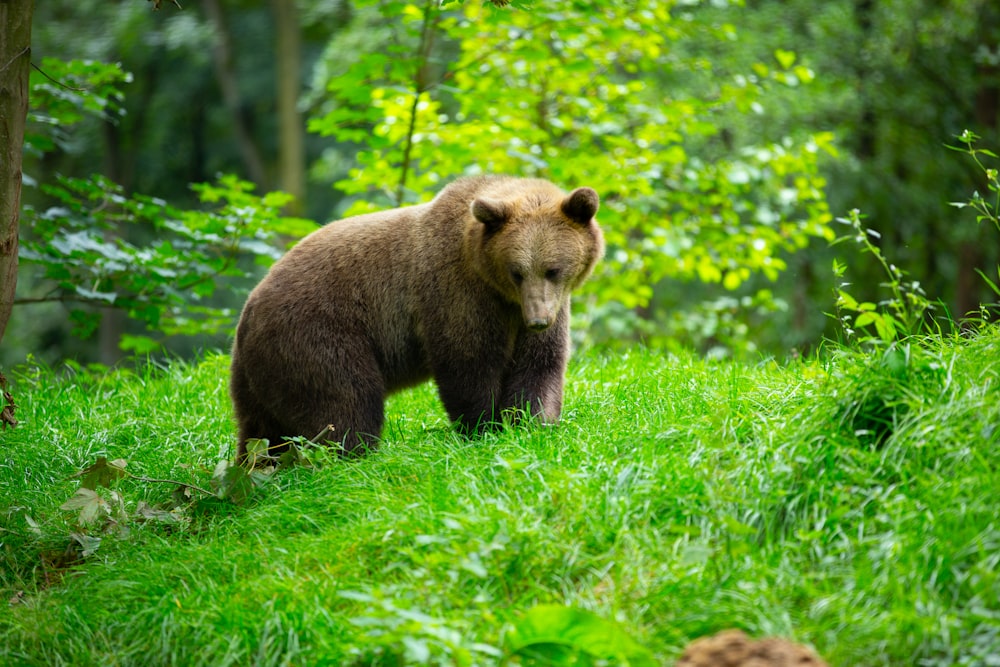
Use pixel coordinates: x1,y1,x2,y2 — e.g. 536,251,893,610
520,281,559,332
522,301,555,331
526,317,551,331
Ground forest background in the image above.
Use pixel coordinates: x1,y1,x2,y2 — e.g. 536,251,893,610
2,0,999,366
2,2,1000,663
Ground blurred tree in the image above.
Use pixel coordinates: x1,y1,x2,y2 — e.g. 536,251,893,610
272,0,306,214
7,0,336,364
203,0,268,189
964,1,1000,317
0,0,34,346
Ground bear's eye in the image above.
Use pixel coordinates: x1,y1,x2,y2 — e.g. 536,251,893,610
510,269,524,285
545,268,561,281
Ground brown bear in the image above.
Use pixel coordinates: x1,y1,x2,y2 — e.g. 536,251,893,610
229,175,603,462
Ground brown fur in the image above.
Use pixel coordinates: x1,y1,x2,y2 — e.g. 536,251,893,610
230,175,603,461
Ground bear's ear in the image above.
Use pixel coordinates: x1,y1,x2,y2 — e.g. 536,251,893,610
561,187,600,225
471,197,512,232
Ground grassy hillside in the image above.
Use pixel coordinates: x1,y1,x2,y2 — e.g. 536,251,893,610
1,330,999,665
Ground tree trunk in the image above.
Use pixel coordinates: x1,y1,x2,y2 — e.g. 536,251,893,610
271,0,305,214
202,0,268,189
0,0,34,346
852,0,876,161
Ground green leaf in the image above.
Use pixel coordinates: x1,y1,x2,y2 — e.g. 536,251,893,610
243,437,272,466
774,49,796,69
73,456,128,490
70,532,103,558
976,267,1000,296
210,460,256,504
74,286,118,303
792,64,814,84
119,334,162,354
876,315,898,342
504,605,655,666
135,501,186,525
854,311,878,329
836,290,858,310
60,488,107,526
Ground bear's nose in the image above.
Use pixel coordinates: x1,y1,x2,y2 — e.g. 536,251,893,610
527,318,550,331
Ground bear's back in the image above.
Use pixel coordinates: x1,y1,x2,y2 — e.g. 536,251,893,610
238,201,439,391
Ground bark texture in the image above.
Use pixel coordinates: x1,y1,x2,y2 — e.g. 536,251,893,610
0,0,35,345
272,0,305,214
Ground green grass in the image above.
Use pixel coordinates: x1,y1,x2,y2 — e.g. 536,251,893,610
1,329,999,666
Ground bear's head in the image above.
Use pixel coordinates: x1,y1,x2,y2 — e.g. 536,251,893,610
470,182,603,331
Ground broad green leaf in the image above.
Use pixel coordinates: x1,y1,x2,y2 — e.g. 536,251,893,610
504,605,655,666
854,311,878,329
875,314,898,342
774,49,796,69
210,460,256,504
60,488,107,526
837,290,858,310
135,501,186,525
73,456,128,490
243,437,271,461
119,334,162,354
70,532,103,558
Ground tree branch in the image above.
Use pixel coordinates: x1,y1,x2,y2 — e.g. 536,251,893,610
126,473,213,498
395,0,439,206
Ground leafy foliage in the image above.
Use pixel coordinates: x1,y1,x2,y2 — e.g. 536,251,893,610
504,604,656,666
831,134,1000,346
831,209,933,345
24,58,131,163
16,54,319,358
18,0,1000,361
309,0,836,350
19,174,316,353
58,455,238,537
949,130,1000,305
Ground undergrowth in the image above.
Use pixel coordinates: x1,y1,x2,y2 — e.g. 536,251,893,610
1,327,999,665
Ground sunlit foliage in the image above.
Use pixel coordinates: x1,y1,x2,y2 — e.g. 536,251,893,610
310,0,835,350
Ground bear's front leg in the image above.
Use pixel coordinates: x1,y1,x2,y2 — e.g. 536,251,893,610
500,308,570,424
421,298,514,434
432,358,505,434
